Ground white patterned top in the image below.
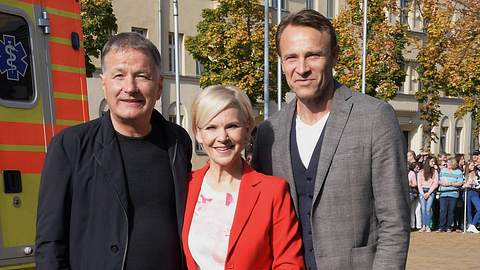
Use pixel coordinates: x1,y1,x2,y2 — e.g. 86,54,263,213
188,179,238,270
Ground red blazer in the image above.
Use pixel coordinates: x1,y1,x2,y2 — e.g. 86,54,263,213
182,161,305,270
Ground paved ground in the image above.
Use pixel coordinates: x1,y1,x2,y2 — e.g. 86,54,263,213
407,230,480,269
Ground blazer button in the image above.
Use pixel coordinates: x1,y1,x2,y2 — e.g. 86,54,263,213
226,263,234,269
110,245,119,253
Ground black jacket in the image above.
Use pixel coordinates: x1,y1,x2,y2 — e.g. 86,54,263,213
35,110,192,270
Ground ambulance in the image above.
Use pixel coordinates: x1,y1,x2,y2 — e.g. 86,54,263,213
0,0,88,269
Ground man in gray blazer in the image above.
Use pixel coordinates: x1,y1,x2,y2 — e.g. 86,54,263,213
252,10,410,270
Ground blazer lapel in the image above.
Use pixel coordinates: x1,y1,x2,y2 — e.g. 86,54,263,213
227,163,261,257
273,101,298,212
313,85,353,205
94,113,129,213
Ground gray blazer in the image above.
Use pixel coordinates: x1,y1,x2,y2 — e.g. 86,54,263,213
252,83,410,270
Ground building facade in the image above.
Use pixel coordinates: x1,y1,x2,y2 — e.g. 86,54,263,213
86,0,478,169
388,0,478,156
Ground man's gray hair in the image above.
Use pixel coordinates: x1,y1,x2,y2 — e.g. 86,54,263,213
101,32,161,75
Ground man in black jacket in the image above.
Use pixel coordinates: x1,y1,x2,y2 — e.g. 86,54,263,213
35,32,192,270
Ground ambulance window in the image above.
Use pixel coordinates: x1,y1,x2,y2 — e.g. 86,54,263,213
0,12,34,102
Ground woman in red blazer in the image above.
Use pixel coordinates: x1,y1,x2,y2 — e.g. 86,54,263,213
184,85,304,270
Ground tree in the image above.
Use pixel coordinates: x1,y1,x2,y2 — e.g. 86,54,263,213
415,0,480,146
80,0,117,77
185,0,284,104
333,0,408,100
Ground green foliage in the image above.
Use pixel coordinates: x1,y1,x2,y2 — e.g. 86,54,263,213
333,0,407,101
80,0,117,77
416,0,480,143
185,0,285,104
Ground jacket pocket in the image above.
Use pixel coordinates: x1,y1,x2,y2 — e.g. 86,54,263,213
350,244,376,270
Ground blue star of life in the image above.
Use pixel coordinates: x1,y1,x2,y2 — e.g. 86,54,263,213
0,34,29,81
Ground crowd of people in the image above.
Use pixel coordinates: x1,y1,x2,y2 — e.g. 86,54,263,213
407,149,480,233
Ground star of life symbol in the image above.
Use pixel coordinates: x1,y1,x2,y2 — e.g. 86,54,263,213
0,35,29,81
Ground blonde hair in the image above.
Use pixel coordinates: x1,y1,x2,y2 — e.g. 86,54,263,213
191,85,255,136
447,157,458,170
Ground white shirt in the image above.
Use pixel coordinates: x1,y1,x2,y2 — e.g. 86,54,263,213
188,179,238,270
295,112,330,168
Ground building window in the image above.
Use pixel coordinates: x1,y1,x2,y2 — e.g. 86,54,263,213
195,140,206,155
408,0,423,30
440,127,448,154
400,0,409,25
440,117,449,154
168,32,183,73
305,0,313,9
168,102,185,127
399,63,421,94
131,27,147,37
411,0,418,29
168,114,184,124
195,61,204,76
454,127,462,153
472,118,479,151
400,64,411,94
271,0,286,10
417,72,423,92
454,119,463,154
411,67,420,94
406,65,412,94
327,0,335,18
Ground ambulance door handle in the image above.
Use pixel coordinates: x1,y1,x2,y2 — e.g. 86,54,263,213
37,10,50,34
3,170,22,193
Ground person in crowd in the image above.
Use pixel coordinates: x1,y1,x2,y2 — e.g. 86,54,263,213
417,153,426,164
417,156,439,232
432,156,440,172
35,33,192,269
456,154,466,172
464,160,480,233
439,153,448,168
454,154,466,230
252,9,409,269
430,156,441,229
183,85,304,270
472,150,480,165
407,150,417,166
438,157,464,232
408,162,422,231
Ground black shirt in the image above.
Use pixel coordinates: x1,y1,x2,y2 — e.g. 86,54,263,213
117,125,181,270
